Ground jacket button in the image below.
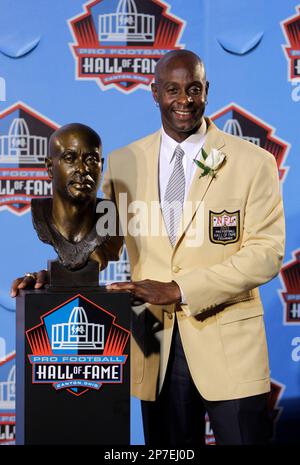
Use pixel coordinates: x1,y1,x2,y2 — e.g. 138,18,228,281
172,265,181,273
167,313,173,319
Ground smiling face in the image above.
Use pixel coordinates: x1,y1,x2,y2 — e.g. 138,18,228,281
151,51,209,142
46,124,102,204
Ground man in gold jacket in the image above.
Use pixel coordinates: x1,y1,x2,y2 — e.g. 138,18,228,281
12,50,285,446
104,50,285,445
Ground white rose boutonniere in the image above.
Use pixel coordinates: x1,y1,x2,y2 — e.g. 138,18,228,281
194,148,226,178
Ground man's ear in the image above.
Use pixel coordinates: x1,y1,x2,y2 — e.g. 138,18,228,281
151,82,159,104
205,80,209,98
45,157,53,179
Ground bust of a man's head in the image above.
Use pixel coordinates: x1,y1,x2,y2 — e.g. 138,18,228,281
46,122,103,204
31,123,108,271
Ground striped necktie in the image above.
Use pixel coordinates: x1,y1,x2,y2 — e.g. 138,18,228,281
162,145,185,246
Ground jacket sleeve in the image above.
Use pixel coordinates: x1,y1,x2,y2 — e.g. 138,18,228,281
96,154,124,267
175,154,285,317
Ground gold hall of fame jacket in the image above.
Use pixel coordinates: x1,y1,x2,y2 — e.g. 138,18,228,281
102,117,285,402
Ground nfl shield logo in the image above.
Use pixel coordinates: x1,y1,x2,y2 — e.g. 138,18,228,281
209,210,240,245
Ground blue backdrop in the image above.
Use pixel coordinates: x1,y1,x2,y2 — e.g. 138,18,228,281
0,0,299,445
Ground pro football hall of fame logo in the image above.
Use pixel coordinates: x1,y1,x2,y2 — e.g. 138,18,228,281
0,102,58,215
281,5,300,82
211,103,289,183
69,0,185,93
279,249,300,325
0,349,16,445
281,5,300,101
26,294,130,396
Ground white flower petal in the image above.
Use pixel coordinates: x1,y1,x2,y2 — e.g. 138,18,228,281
204,149,225,170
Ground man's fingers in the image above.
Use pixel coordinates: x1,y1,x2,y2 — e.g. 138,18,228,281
18,276,36,289
106,282,135,290
10,278,23,297
34,270,48,289
106,282,137,296
10,276,36,297
106,281,152,302
10,270,48,297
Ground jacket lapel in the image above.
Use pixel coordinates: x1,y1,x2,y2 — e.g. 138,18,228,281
174,118,227,248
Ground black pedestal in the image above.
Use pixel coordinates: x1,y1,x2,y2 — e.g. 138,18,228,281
16,287,131,445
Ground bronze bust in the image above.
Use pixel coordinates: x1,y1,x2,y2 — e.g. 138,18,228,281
31,123,109,271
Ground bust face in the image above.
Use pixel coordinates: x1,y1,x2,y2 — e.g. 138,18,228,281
47,126,102,203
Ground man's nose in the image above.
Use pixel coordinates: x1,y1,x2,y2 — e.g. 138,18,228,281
75,158,89,174
176,90,191,105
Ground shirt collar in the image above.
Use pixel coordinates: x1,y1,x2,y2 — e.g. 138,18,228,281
161,119,207,164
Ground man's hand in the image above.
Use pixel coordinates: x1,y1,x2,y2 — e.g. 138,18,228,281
106,279,181,306
10,270,48,297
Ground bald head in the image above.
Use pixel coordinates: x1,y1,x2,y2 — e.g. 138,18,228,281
49,123,101,158
154,50,206,84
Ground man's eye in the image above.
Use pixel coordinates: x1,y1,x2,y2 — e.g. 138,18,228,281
63,154,74,162
86,155,99,164
189,87,202,95
167,87,178,94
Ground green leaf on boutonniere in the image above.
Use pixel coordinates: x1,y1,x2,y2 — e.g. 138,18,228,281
194,158,213,178
201,148,209,160
199,167,211,178
193,159,206,170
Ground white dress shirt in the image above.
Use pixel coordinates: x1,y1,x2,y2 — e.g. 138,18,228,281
158,119,207,304
159,119,207,204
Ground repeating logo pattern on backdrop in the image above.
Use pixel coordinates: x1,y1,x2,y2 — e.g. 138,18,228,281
0,102,58,215
281,5,300,81
68,0,185,93
99,246,130,284
281,5,300,102
0,350,15,445
26,294,130,396
211,103,289,182
279,249,300,325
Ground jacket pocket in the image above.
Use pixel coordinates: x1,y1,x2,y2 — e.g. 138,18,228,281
218,305,269,383
217,298,262,325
